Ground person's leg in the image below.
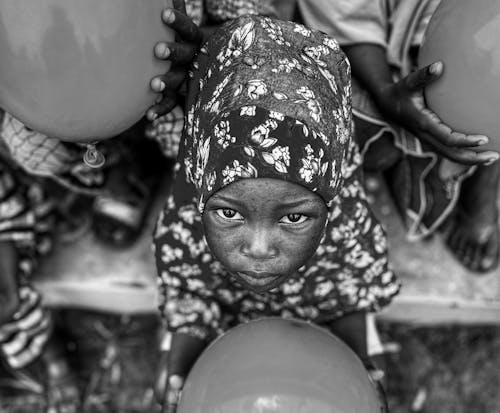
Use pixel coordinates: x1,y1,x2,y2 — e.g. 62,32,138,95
446,161,500,272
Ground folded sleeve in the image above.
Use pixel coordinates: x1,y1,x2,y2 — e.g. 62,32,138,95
297,0,388,47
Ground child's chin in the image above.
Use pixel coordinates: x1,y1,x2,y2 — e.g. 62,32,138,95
231,272,286,293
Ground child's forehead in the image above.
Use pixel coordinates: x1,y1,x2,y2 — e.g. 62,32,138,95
211,177,326,205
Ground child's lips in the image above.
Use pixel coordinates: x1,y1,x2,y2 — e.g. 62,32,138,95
236,271,281,287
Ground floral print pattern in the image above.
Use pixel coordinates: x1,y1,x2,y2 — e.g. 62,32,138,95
154,16,399,340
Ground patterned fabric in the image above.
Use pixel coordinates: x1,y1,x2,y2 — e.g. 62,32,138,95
188,105,348,212
0,159,54,275
154,15,399,340
0,286,53,369
1,112,105,196
0,155,55,369
150,0,292,161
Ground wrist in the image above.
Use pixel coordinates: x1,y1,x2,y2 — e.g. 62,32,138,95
168,332,208,377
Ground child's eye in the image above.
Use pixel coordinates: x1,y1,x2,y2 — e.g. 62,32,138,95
215,208,243,220
280,213,308,224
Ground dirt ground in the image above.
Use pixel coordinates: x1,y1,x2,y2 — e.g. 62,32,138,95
1,311,499,413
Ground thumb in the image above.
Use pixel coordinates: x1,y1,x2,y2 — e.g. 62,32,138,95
164,374,185,413
403,61,443,92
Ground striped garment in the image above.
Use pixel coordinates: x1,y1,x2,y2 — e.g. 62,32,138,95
0,156,54,369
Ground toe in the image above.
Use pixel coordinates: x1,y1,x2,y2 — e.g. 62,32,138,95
480,230,500,272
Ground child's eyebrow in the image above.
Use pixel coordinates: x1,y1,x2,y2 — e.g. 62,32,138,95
210,195,245,207
276,199,323,208
210,195,320,208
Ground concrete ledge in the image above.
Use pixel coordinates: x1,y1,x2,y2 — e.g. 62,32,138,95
35,174,500,324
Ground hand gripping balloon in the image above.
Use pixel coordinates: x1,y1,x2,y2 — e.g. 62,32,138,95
0,1,173,150
177,318,384,413
419,0,500,152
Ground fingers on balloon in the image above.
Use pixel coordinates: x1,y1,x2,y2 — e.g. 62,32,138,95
437,130,489,148
420,109,490,148
153,70,187,92
172,0,187,15
441,146,499,165
155,41,197,66
147,97,177,120
162,8,203,45
405,61,443,91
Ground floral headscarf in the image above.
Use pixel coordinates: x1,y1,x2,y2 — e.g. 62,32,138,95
155,15,399,340
182,16,353,210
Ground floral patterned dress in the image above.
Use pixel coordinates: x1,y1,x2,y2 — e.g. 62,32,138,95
154,15,400,341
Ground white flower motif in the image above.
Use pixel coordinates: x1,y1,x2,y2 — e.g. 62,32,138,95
214,120,236,149
250,121,277,148
262,145,290,173
273,92,288,101
178,204,198,225
296,86,315,100
323,36,340,52
222,160,258,185
274,58,299,73
303,45,330,62
194,136,211,190
247,79,268,100
186,278,206,291
160,271,181,288
272,145,290,166
299,145,325,183
240,106,256,117
307,99,322,123
217,21,255,66
260,17,288,45
244,146,256,157
299,158,317,183
205,73,233,112
161,244,183,263
228,21,255,56
269,111,285,121
314,280,334,296
294,25,311,37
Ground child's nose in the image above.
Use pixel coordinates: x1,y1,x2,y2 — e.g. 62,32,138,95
241,229,278,260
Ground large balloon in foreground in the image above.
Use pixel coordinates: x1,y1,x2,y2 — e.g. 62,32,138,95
0,0,173,142
419,0,500,152
178,318,383,413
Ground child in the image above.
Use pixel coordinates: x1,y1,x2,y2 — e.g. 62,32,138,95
153,14,399,411
297,0,500,273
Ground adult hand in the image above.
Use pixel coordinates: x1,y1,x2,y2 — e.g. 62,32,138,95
148,0,203,120
374,61,499,165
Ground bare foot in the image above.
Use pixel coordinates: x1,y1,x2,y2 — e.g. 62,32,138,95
446,162,500,273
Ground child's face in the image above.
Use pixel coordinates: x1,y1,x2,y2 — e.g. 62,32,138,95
202,178,328,292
